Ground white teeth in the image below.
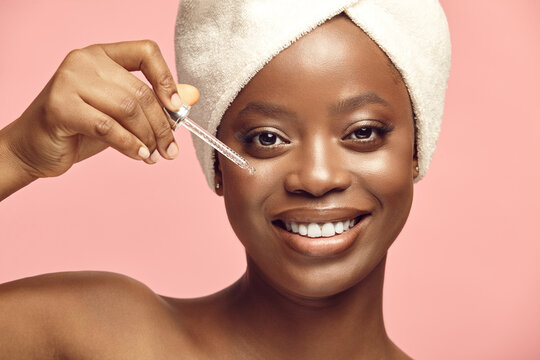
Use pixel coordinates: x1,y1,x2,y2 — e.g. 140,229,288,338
307,223,322,238
298,223,308,236
321,223,335,237
334,221,344,234
283,218,358,238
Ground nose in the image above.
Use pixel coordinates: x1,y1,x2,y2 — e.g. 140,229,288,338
284,137,352,197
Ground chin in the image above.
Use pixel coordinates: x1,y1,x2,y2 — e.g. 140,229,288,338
247,245,389,302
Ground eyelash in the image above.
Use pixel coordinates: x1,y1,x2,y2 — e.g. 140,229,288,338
241,122,392,149
244,130,288,147
343,123,392,144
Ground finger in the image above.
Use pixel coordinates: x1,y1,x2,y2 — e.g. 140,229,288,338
177,84,200,106
78,80,158,158
99,40,181,112
121,75,178,160
62,100,151,161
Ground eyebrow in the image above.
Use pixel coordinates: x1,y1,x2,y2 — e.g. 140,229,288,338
236,102,298,121
236,92,390,120
329,92,390,115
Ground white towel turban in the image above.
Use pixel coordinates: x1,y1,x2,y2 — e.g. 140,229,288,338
175,0,451,190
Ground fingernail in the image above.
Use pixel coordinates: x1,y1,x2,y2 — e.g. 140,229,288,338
167,142,179,158
171,93,182,111
150,149,161,163
138,146,150,159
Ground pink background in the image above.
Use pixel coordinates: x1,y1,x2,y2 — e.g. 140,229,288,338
1,1,539,359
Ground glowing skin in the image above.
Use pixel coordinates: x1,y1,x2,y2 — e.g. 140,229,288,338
216,17,416,299
186,14,419,358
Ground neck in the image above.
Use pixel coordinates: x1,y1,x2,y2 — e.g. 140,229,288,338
227,254,395,359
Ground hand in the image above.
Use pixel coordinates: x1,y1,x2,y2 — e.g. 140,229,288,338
3,40,199,179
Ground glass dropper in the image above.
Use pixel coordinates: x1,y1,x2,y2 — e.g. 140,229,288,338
163,105,256,175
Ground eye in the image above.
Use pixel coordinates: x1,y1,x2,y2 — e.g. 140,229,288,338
238,127,290,158
343,121,392,149
349,126,376,141
249,131,286,146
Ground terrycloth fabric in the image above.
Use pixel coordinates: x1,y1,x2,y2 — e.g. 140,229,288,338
175,0,451,190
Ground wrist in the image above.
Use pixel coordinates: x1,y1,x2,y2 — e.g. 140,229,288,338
0,121,39,201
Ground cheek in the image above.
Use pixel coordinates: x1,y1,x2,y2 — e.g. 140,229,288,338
357,144,415,238
361,149,413,193
354,126,415,198
220,156,281,245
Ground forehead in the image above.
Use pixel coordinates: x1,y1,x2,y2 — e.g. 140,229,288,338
223,14,412,123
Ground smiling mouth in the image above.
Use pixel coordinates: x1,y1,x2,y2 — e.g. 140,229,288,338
272,216,365,239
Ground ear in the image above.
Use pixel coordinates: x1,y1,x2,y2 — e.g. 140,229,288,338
412,157,419,179
214,153,224,196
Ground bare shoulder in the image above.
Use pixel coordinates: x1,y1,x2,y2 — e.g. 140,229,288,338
1,270,155,299
0,271,188,359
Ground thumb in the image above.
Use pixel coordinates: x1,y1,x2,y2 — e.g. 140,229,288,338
176,84,200,107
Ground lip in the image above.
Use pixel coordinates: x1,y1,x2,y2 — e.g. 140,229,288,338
270,208,371,257
271,207,370,224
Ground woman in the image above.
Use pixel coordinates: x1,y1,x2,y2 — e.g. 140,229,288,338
0,0,450,358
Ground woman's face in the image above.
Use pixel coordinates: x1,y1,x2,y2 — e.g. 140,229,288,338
216,15,416,298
